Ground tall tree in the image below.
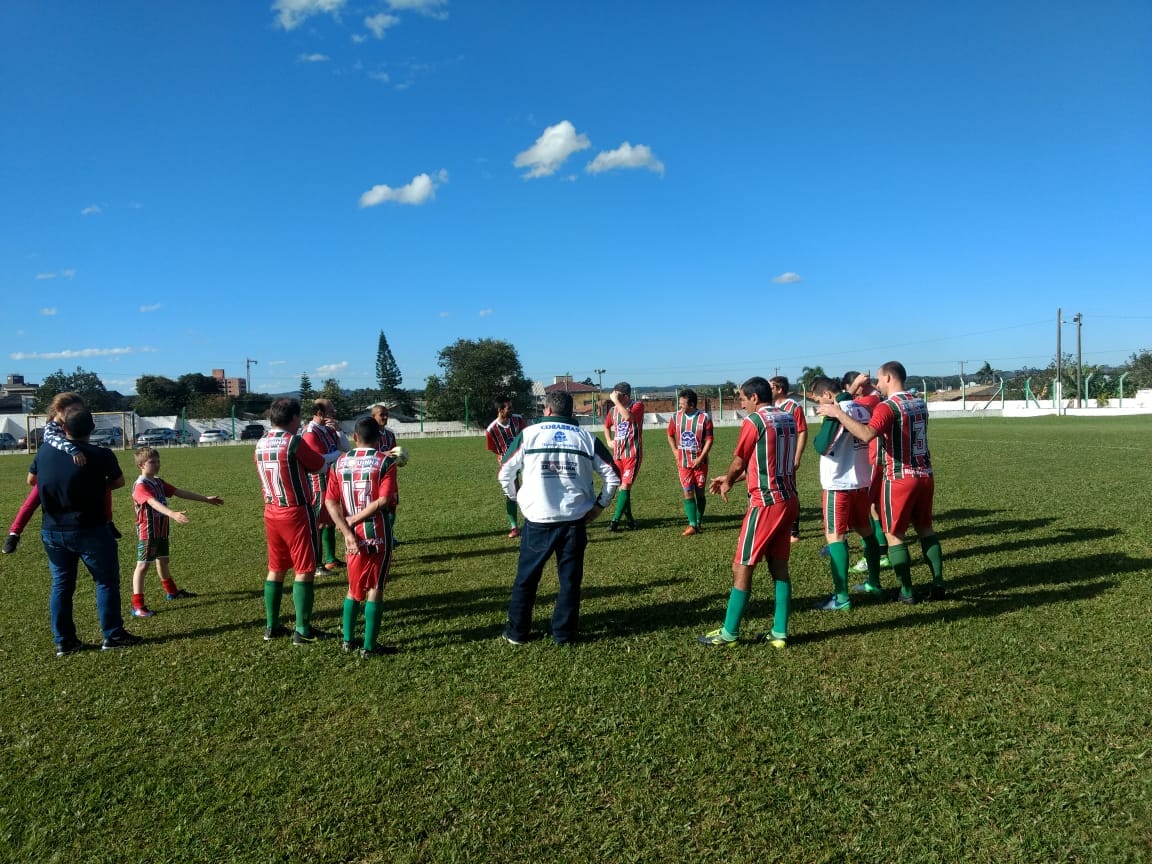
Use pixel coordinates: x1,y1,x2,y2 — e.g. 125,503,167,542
424,338,533,424
1125,349,1152,390
375,331,412,414
319,378,353,418
178,372,221,398
134,375,185,416
798,366,825,395
299,373,315,404
35,367,117,413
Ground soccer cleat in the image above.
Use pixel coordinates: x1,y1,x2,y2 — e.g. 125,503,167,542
507,527,520,539
101,631,142,651
502,632,528,646
165,589,196,600
896,590,917,606
360,644,398,658
681,526,698,537
814,596,852,612
851,557,869,573
55,639,85,657
2,533,19,554
607,521,620,533
324,560,344,571
696,628,737,646
929,584,947,601
760,631,788,649
292,627,331,645
313,567,328,578
879,555,892,569
625,519,637,531
789,534,801,544
109,523,122,540
851,582,886,596
131,606,154,618
263,625,290,641
340,640,355,653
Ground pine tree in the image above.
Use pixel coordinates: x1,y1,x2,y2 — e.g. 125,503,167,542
375,331,412,414
299,373,315,403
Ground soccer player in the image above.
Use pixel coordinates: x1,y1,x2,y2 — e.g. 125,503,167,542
485,396,526,538
302,398,346,574
500,391,619,646
699,377,799,648
808,377,883,610
770,376,808,542
843,371,892,578
370,403,400,543
666,388,714,536
129,446,223,617
255,398,328,643
324,417,400,658
817,361,944,604
604,381,644,531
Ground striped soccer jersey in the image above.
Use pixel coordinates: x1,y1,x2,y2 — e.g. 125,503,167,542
255,430,325,507
325,448,398,548
486,415,526,458
735,405,799,507
870,392,933,480
605,401,645,460
776,396,808,436
132,476,176,541
669,410,714,468
302,420,342,501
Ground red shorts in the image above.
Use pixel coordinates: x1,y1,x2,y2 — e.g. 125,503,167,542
347,545,392,602
879,475,935,536
677,463,708,492
822,488,872,537
264,505,318,574
867,462,882,505
616,457,641,486
733,498,799,566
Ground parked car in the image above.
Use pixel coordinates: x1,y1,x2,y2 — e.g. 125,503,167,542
198,429,231,445
135,428,180,446
17,428,45,449
89,427,125,448
239,423,266,441
0,432,18,451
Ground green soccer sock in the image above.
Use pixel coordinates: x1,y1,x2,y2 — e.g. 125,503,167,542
321,525,336,564
683,498,699,527
920,535,944,587
504,497,518,529
363,600,384,651
888,543,914,596
343,597,358,644
613,489,630,522
293,580,316,634
695,491,707,522
721,588,749,639
772,579,792,638
264,581,284,630
828,540,850,602
872,518,887,554
861,532,883,590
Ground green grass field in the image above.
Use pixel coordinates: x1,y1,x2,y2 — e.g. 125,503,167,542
1,416,1150,863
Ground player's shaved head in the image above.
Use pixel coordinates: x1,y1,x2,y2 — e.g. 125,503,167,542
355,417,381,446
545,391,573,416
878,361,907,385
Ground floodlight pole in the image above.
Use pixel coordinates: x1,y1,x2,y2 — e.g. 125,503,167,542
245,358,258,394
1056,308,1063,416
593,368,605,420
1073,313,1083,408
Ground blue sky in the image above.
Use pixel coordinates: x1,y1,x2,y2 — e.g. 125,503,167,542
2,0,1149,395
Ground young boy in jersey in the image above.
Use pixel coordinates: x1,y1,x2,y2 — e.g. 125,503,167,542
699,377,799,648
666,389,713,536
3,392,121,554
324,417,399,658
129,447,223,617
486,396,526,538
604,381,644,531
809,377,883,610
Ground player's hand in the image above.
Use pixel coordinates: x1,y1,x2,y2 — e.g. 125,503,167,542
204,496,223,506
584,503,604,523
340,530,360,553
72,452,87,466
815,403,839,417
708,475,731,501
173,511,191,524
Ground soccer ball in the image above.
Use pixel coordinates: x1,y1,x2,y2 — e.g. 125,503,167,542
389,446,409,467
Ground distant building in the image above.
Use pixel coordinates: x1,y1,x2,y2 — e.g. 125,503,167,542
542,375,602,416
0,374,38,414
212,368,247,397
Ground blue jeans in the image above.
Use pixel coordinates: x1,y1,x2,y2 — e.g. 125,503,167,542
505,519,588,644
42,525,125,645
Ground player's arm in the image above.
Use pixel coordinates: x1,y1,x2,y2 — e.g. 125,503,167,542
171,488,224,506
812,414,840,454
324,497,361,553
497,433,525,499
818,401,879,443
589,438,620,521
694,420,715,467
709,454,747,503
794,429,808,468
666,418,679,457
294,437,327,472
144,496,191,524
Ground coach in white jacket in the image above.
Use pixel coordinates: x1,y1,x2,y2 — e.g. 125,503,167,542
498,391,620,646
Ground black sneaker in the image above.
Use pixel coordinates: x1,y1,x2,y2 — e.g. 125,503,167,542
360,644,398,658
263,625,290,641
165,589,197,600
101,631,142,651
896,590,918,606
2,533,19,554
625,519,637,531
292,627,332,645
108,523,122,540
56,639,86,657
928,585,947,601
607,521,620,532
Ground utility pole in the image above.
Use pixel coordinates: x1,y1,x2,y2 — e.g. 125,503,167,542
959,361,967,410
1073,312,1083,408
245,358,258,394
593,368,605,420
1056,308,1062,415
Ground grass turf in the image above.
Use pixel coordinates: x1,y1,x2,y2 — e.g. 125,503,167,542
0,416,1150,863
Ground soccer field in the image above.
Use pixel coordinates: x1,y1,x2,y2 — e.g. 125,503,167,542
1,416,1150,864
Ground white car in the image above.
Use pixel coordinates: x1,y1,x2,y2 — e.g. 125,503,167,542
198,429,231,445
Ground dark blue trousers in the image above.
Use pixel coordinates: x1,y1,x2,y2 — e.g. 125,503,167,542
505,518,587,645
42,525,126,646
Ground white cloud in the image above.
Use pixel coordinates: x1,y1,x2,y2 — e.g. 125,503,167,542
386,0,448,18
771,272,802,284
40,308,57,316
269,360,288,366
35,269,76,281
359,169,447,207
351,33,367,43
298,53,330,63
35,273,56,280
478,308,493,317
316,361,348,375
273,0,345,31
81,204,102,216
514,120,591,179
60,268,76,279
10,347,140,360
365,12,399,37
367,71,391,83
140,304,162,313
586,142,664,177
439,311,449,318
